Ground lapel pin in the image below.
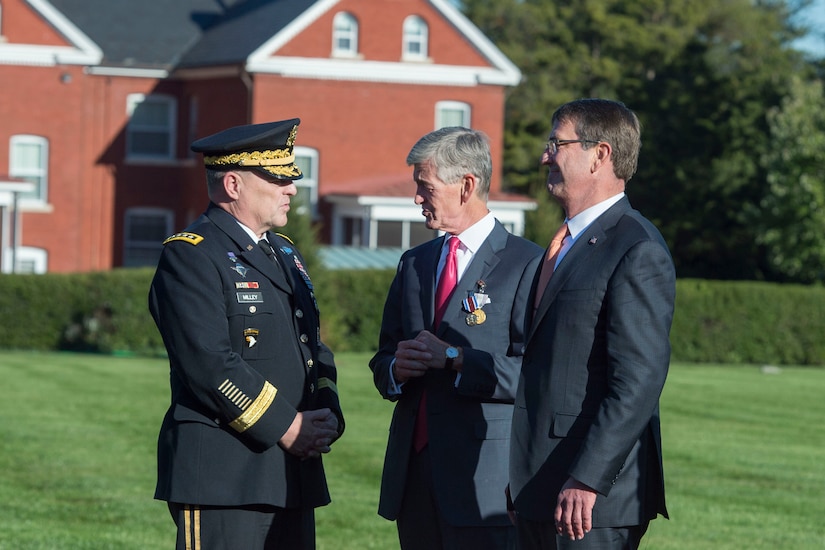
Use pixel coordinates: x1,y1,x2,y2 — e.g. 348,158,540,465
588,236,598,244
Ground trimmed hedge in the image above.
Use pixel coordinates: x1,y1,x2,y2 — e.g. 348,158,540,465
671,279,825,365
1,270,823,365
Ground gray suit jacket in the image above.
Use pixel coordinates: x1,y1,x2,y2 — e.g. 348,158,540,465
509,197,675,526
371,220,542,527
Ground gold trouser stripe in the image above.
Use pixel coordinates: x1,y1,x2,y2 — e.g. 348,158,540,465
317,377,338,395
183,505,201,550
229,381,277,432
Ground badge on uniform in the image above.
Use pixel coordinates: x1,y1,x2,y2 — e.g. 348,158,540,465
463,280,491,326
244,328,259,348
227,252,248,278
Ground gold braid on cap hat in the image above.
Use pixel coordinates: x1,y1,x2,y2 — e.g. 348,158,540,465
203,148,295,167
203,125,299,168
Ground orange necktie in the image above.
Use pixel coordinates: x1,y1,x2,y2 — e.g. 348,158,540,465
534,223,569,310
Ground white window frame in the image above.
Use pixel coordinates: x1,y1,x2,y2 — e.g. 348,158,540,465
9,134,49,204
126,93,177,161
435,101,471,129
2,246,47,274
402,16,428,61
293,146,319,219
123,207,174,267
332,12,358,57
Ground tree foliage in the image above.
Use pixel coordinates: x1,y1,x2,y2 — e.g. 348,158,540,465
757,76,825,283
461,0,824,283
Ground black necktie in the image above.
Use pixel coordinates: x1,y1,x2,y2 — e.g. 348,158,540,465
258,239,279,265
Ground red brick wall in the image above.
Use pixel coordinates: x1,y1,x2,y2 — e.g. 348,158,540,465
278,0,490,67
252,77,506,192
1,0,513,271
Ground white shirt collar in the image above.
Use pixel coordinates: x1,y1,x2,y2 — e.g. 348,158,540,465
567,193,625,240
448,211,496,253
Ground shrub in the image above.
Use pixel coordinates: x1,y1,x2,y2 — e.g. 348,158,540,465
2,271,823,366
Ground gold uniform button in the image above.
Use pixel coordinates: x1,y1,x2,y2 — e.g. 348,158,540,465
307,359,314,368
300,334,309,343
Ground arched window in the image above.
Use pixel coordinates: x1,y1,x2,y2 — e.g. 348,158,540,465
402,16,428,60
332,12,358,57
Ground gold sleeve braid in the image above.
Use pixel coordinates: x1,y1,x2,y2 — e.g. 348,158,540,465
229,381,278,433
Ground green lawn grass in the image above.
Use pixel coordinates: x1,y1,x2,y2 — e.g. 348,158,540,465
0,352,823,549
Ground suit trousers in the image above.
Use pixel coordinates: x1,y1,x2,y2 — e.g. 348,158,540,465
515,516,648,550
168,502,316,550
397,447,515,550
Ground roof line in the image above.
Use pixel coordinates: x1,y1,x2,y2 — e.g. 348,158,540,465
23,0,102,64
246,56,520,86
247,0,340,65
428,0,522,83
246,0,521,86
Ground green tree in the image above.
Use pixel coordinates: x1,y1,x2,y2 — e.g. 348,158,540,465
756,75,825,283
279,198,323,277
461,0,815,280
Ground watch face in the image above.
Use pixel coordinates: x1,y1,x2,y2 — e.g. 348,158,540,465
446,347,459,359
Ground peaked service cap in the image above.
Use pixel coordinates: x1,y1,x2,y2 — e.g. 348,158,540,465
190,118,303,180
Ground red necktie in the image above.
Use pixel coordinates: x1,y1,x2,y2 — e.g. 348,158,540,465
414,236,460,452
434,236,460,328
534,223,569,310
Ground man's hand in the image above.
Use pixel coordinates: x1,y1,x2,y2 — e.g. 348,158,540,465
392,338,432,383
554,477,597,541
413,331,451,369
279,408,339,459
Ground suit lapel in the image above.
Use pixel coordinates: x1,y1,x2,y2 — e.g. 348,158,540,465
529,199,630,340
436,222,507,335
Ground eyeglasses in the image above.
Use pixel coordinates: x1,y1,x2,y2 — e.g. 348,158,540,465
544,138,601,155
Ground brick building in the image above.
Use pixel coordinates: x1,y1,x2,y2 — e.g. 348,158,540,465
0,0,533,273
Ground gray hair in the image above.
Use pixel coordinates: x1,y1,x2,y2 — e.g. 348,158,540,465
205,169,227,199
552,98,641,182
406,127,492,198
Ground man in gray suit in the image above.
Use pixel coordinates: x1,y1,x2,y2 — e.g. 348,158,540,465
508,99,676,549
370,127,543,550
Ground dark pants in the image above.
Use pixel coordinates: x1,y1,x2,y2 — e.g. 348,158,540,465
168,502,315,550
515,516,648,550
396,447,515,550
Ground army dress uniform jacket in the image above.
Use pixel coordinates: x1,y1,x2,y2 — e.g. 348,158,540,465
149,203,344,509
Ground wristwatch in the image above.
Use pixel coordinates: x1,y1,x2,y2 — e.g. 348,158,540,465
445,346,460,369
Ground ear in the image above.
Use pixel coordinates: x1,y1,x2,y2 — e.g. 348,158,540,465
459,173,477,203
223,171,243,200
591,142,612,174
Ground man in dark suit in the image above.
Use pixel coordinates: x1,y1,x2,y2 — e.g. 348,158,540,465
508,99,676,550
148,119,344,550
370,126,543,550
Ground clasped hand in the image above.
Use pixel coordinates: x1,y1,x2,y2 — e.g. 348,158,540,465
279,408,339,459
392,330,450,383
